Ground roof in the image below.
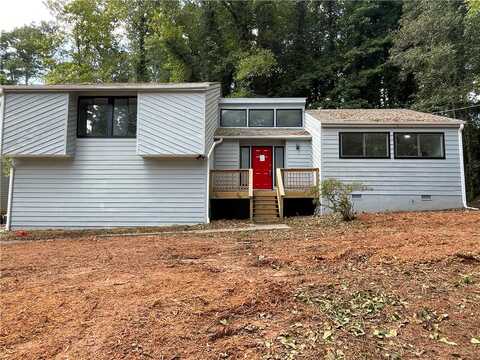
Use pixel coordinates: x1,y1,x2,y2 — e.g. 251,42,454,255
0,82,220,93
306,109,464,126
220,97,306,105
215,128,311,139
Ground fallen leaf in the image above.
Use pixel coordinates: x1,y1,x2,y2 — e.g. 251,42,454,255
471,337,480,344
439,337,457,346
323,330,333,340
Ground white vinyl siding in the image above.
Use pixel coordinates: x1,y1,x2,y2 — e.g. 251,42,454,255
10,139,208,228
137,92,205,156
304,114,322,170
214,140,240,169
285,140,312,168
321,127,462,196
1,93,72,157
205,85,221,153
0,159,8,212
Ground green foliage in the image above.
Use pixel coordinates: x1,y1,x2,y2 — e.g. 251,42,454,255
0,22,62,85
312,179,367,221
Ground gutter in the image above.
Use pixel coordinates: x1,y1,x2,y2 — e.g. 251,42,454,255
458,124,478,210
205,137,224,223
5,160,15,231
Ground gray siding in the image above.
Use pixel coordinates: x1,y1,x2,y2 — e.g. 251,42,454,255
137,92,205,156
2,93,71,156
321,127,463,211
205,85,221,153
0,159,8,213
214,140,239,169
305,114,322,170
66,93,77,156
285,140,312,168
11,139,208,228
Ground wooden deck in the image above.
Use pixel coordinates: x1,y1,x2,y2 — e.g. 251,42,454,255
210,168,319,219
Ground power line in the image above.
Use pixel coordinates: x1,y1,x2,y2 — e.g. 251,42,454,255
432,104,480,114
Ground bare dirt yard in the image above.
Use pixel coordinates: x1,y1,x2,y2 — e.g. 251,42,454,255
1,211,480,360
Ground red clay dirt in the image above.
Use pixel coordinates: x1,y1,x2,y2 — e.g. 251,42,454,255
1,210,479,359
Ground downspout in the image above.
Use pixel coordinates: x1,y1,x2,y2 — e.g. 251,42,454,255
458,124,478,210
205,137,224,223
6,160,15,231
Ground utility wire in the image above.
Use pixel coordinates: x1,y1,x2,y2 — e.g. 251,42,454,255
432,104,480,114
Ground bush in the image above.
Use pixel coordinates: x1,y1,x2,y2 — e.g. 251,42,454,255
312,179,367,221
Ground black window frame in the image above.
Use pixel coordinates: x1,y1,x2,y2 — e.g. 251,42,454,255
275,109,303,128
394,132,445,160
339,132,391,159
248,109,274,127
220,109,247,127
77,96,137,138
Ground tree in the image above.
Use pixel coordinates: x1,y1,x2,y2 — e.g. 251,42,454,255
46,0,129,83
0,22,62,85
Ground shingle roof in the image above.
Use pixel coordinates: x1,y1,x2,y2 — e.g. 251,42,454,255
306,109,464,126
0,82,220,93
215,128,311,138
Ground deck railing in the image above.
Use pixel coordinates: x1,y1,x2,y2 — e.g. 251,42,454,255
210,169,251,192
280,168,319,190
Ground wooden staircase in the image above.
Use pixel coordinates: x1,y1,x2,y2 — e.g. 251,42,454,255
253,190,280,223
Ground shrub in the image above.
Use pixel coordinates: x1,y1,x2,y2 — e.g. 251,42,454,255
312,179,367,221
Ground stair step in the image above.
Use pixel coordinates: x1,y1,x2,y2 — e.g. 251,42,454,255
254,208,278,214
254,191,276,197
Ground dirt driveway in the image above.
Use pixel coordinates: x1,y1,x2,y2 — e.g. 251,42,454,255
1,211,480,359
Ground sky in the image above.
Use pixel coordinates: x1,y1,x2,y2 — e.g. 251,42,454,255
0,0,53,32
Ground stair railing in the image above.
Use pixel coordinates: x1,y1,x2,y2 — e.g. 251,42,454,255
276,168,285,218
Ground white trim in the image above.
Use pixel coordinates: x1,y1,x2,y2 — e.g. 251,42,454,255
206,138,224,223
321,123,463,128
220,97,306,104
217,135,311,140
6,162,14,231
458,124,478,210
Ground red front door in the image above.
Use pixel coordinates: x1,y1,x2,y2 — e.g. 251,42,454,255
252,147,273,189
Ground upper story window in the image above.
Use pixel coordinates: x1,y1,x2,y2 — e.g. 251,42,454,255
339,132,390,159
221,109,247,127
249,109,274,127
394,132,445,159
220,108,303,127
78,97,137,138
276,109,302,127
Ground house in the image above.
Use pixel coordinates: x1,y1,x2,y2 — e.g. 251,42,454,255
0,158,8,216
0,83,467,230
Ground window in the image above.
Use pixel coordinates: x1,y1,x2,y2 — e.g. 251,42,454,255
78,97,137,138
240,146,250,169
221,109,247,127
274,146,284,184
249,109,274,127
394,133,444,159
339,132,390,158
276,109,302,127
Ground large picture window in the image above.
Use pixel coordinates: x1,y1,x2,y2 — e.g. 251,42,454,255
249,109,274,127
78,97,137,138
221,109,247,127
276,109,303,127
394,133,445,159
339,132,390,158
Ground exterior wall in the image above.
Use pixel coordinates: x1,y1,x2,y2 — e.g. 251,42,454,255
66,93,77,156
1,93,72,157
10,139,208,229
137,92,206,156
214,140,239,169
0,159,8,213
305,114,322,170
321,127,463,212
285,140,312,168
205,85,221,153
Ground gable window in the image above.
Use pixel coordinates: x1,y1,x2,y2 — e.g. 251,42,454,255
394,133,445,159
78,97,137,138
221,109,247,127
339,132,390,158
249,109,274,127
276,109,302,127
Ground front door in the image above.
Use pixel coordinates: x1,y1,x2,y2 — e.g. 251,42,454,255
252,146,273,189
